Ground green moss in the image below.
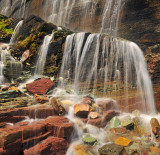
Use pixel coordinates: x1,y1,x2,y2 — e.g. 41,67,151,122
18,35,32,49
0,19,13,37
29,42,38,53
17,35,25,41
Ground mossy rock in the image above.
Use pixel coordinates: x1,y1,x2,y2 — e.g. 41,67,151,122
82,134,97,146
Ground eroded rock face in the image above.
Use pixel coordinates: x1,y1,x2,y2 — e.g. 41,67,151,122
26,78,54,95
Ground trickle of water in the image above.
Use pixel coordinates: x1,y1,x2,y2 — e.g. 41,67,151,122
34,32,54,75
9,20,23,45
60,33,156,114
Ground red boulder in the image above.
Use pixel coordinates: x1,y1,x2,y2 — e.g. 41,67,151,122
26,78,54,95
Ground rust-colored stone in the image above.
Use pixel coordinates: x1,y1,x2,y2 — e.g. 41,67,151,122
24,137,69,155
26,78,54,95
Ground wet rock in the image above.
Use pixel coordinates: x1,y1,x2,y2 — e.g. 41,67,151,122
121,116,134,130
81,96,93,105
61,100,74,112
101,110,120,127
89,112,99,119
150,118,160,138
74,103,90,118
24,136,69,155
126,142,141,155
132,110,140,117
98,144,124,155
110,116,121,128
21,50,30,62
110,127,127,134
34,94,49,104
0,90,21,99
133,117,145,136
97,99,117,111
3,61,23,80
26,78,54,95
51,97,66,116
115,137,131,146
46,116,73,139
82,134,97,146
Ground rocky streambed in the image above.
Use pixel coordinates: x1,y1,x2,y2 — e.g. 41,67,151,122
0,77,160,155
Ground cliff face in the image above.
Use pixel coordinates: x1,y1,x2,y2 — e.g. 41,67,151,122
0,0,160,83
0,0,159,51
119,0,160,51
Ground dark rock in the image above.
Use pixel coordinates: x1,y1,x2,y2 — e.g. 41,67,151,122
98,144,124,155
26,78,54,95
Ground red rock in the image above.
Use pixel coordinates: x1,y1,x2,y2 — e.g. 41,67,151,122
97,99,117,111
0,127,22,148
74,104,90,118
46,116,73,139
81,96,92,105
26,78,54,95
23,132,52,150
34,94,49,104
102,110,119,127
24,137,68,155
88,118,103,127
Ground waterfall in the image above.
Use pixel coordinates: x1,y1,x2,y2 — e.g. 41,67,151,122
100,0,123,35
9,20,23,45
46,0,123,34
60,33,156,114
34,32,54,75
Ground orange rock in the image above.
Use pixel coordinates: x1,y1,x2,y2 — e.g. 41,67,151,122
115,137,131,146
74,104,90,118
89,112,99,119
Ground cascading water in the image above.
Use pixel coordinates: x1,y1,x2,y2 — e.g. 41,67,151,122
45,0,123,34
100,0,123,35
9,20,23,45
60,33,156,114
34,32,54,75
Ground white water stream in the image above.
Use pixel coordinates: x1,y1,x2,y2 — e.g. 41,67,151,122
60,33,155,114
34,32,54,75
9,20,23,45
